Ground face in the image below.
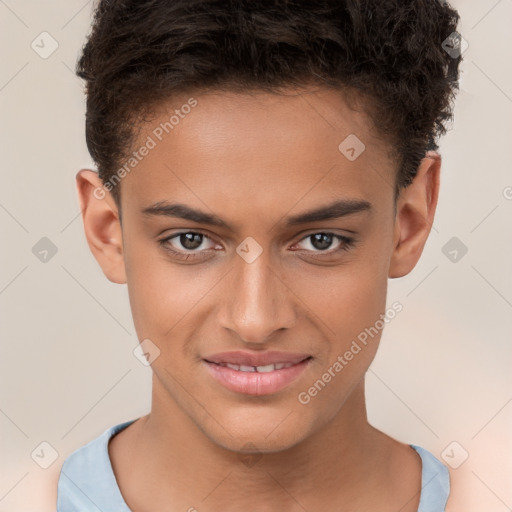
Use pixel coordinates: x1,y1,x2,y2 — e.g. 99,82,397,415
77,86,440,454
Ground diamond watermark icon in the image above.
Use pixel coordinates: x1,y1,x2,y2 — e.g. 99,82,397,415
338,134,365,161
32,237,58,263
133,338,161,366
31,441,59,469
236,237,263,264
31,31,59,59
442,31,468,59
237,442,263,468
441,441,469,469
442,237,468,263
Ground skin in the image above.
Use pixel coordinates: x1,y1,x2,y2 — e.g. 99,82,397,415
76,86,441,512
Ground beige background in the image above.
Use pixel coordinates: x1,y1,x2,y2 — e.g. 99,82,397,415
1,1,511,510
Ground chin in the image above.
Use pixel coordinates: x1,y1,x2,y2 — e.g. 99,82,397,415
215,430,307,456
200,407,314,455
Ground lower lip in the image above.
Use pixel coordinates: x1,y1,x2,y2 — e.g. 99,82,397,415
204,359,311,396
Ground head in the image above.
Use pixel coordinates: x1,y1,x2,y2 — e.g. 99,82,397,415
76,0,461,454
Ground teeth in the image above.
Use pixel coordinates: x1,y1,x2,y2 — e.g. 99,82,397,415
217,362,297,372
255,364,275,373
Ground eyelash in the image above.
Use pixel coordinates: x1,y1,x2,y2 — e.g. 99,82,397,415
158,231,355,261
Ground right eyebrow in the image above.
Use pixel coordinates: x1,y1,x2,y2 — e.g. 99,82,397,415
142,201,230,228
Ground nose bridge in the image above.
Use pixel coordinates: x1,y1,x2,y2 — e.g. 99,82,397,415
221,248,295,343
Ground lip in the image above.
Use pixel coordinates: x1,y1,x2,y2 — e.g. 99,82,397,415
203,351,312,396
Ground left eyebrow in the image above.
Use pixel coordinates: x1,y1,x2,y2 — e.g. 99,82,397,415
284,198,372,226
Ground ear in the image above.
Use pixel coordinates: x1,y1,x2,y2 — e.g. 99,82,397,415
75,169,127,284
389,151,441,278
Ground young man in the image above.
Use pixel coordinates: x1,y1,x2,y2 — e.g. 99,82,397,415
57,1,462,510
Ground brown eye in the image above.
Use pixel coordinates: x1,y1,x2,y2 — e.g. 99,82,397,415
158,231,218,261
177,232,204,250
295,232,353,253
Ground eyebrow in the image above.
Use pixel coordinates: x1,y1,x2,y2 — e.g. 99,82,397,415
141,198,372,230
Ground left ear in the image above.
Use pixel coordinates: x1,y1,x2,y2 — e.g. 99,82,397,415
389,151,441,278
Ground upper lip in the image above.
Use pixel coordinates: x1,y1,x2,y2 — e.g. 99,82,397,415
204,351,312,367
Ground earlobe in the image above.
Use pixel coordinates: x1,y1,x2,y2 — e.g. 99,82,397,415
388,152,441,278
75,169,127,284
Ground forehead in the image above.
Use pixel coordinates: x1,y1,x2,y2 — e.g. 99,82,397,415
120,87,395,221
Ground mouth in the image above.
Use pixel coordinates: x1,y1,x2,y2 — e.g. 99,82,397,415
207,361,305,372
203,351,313,396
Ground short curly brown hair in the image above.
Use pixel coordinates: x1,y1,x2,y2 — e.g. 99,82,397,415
76,0,462,207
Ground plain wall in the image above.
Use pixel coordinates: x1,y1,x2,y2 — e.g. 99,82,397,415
0,1,511,510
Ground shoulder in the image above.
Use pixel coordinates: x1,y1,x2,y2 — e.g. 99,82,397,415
411,444,451,512
56,419,137,512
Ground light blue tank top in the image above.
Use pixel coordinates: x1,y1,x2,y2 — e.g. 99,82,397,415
57,419,450,511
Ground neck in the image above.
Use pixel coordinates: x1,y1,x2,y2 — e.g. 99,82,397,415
125,377,396,511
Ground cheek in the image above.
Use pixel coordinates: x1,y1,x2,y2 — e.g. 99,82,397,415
296,247,390,342
123,237,202,339
125,254,229,370
295,270,386,399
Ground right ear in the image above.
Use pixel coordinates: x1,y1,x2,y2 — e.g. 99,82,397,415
75,169,127,284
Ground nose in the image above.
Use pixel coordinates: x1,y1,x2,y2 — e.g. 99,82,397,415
218,249,297,345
